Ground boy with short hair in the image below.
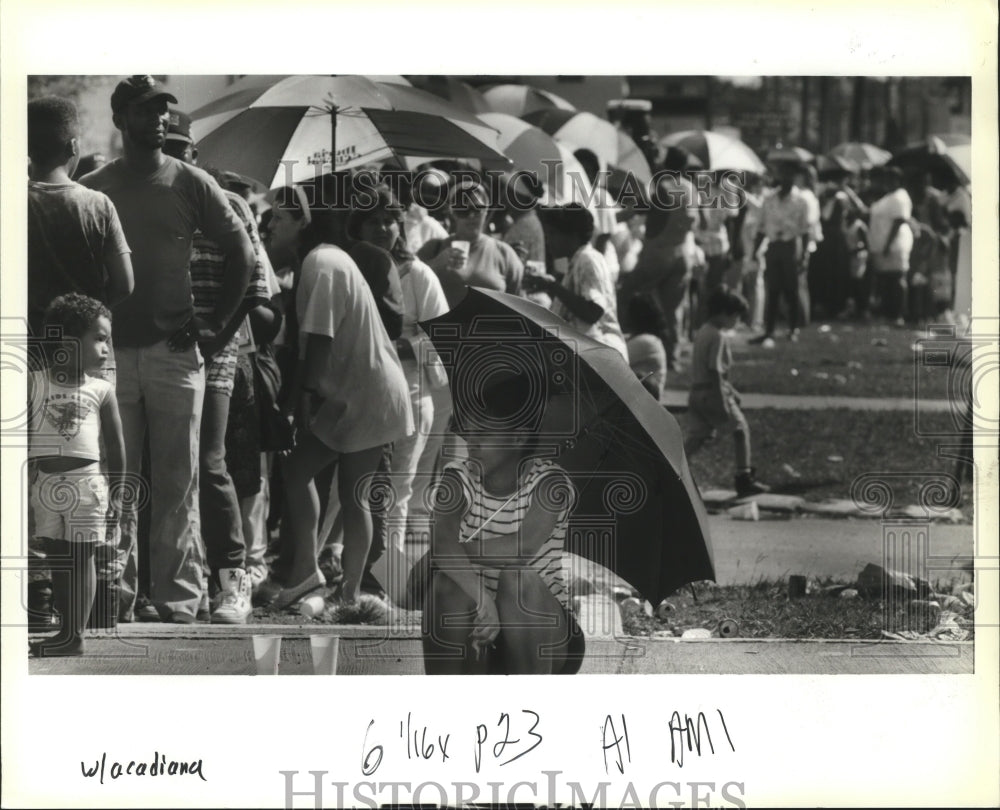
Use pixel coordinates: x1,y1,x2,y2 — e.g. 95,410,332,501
684,287,770,498
28,96,133,345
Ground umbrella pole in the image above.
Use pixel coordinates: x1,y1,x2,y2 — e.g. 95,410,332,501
330,105,338,173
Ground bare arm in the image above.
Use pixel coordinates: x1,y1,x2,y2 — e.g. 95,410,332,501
883,217,907,255
210,227,256,331
99,391,126,520
104,250,134,307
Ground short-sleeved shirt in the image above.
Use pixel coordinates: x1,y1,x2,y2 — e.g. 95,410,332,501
868,188,914,273
348,241,404,340
27,181,131,337
552,244,628,362
758,186,811,243
690,322,732,389
28,371,113,462
398,258,450,393
190,190,271,394
419,234,524,309
296,243,413,453
80,156,243,347
443,456,572,614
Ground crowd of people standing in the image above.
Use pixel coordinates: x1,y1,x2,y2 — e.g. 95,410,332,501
24,75,972,672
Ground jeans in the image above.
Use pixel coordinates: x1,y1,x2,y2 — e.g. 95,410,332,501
200,389,245,578
242,452,271,580
764,242,801,336
114,341,205,620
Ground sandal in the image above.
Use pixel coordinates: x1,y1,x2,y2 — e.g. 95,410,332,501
272,572,325,611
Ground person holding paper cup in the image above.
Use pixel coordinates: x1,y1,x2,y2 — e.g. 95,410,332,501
417,180,524,309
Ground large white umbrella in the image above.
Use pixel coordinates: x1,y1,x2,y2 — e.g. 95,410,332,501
188,75,508,188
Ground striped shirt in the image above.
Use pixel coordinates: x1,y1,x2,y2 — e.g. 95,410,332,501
445,456,572,613
190,190,270,394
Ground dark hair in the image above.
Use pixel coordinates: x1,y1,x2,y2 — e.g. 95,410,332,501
627,294,667,336
706,286,749,319
28,96,79,164
538,203,595,246
346,185,414,264
271,185,324,258
43,293,111,340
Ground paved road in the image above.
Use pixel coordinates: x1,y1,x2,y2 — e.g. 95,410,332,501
661,389,954,411
704,514,975,585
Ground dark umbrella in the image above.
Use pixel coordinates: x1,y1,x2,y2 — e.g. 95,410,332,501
419,288,715,605
890,137,970,187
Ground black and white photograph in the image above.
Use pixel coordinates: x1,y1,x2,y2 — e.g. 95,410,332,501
2,2,997,808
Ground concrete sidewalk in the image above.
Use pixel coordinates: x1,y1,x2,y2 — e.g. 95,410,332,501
662,389,954,412
27,625,974,675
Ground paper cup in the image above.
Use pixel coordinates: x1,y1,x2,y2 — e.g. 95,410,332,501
309,635,340,675
251,635,281,675
451,240,470,265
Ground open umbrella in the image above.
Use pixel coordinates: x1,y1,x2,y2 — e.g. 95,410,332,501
660,130,765,173
829,141,892,169
523,108,653,185
482,84,575,117
890,137,970,187
188,75,508,188
475,112,595,207
409,76,490,114
419,288,715,605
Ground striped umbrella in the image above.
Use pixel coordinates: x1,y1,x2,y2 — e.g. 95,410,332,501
482,84,575,117
829,141,892,170
188,75,507,188
659,130,766,173
524,108,651,184
409,76,490,114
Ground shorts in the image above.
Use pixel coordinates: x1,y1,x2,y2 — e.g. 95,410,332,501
30,463,108,544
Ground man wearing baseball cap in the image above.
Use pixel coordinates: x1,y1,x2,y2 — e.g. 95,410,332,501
79,76,255,623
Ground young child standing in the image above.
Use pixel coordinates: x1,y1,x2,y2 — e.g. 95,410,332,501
28,295,126,656
421,375,584,675
684,288,770,498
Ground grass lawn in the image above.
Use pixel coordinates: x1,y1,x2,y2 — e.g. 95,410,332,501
677,407,973,516
666,320,956,400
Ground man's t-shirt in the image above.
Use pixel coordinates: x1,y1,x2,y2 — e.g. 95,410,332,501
79,157,243,346
27,181,131,336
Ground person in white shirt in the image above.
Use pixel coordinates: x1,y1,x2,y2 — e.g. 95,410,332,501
867,167,913,323
528,204,629,362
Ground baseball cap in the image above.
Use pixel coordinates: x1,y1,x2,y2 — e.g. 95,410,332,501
166,110,193,144
110,75,178,114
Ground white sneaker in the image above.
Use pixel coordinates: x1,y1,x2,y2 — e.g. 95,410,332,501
211,568,252,624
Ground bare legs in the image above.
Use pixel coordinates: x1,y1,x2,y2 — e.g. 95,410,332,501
31,538,96,656
423,567,570,675
282,433,383,602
